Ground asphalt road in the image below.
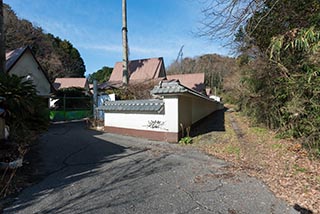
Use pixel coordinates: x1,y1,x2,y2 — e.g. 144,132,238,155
4,122,298,214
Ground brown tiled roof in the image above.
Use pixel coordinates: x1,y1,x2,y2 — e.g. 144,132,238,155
109,57,166,82
53,78,88,90
166,73,205,93
5,47,26,72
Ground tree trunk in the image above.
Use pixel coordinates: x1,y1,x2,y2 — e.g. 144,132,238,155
0,0,5,73
122,0,129,85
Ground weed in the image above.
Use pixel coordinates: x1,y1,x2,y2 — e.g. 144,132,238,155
179,136,193,145
251,127,268,135
293,164,307,173
179,125,192,145
225,145,240,157
316,176,320,185
271,143,283,150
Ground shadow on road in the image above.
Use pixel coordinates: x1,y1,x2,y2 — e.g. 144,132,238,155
190,108,227,137
5,122,178,214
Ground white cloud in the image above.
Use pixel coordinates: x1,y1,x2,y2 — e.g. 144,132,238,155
79,43,177,58
80,44,123,53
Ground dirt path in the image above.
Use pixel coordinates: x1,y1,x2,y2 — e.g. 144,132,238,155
193,108,319,214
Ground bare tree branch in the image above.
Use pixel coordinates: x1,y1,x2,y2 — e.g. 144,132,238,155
197,0,268,40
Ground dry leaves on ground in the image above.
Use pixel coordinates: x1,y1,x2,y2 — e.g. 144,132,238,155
194,110,320,213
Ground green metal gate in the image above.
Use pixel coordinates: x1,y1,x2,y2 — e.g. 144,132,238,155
49,96,93,122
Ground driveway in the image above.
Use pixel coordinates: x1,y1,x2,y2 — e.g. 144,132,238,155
4,122,298,214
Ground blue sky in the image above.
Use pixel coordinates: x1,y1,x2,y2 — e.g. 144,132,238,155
4,0,230,76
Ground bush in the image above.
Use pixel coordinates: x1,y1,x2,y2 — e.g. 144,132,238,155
0,73,49,145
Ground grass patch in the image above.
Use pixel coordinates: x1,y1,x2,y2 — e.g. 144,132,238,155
293,164,308,173
251,126,268,135
271,143,283,150
225,145,241,157
316,176,320,185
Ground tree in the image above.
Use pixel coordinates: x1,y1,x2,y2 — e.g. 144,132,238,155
88,66,113,84
200,1,320,155
50,37,86,77
198,0,265,41
3,4,86,80
166,54,238,91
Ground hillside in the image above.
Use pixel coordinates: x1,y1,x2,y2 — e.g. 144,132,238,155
167,54,238,93
3,4,85,80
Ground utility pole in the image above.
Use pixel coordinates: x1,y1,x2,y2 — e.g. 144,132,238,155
122,0,129,85
0,0,5,73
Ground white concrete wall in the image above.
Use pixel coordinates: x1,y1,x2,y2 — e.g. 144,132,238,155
103,94,222,139
105,113,166,131
104,96,179,133
191,96,222,124
9,50,51,96
178,96,193,130
163,97,179,133
178,94,222,134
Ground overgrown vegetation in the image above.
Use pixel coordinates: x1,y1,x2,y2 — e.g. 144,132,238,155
0,73,49,198
0,73,49,145
238,3,320,157
193,108,320,213
199,0,320,157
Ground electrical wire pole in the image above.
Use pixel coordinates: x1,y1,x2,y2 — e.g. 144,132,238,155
0,0,5,73
122,0,129,85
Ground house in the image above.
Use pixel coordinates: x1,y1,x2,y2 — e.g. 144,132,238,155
98,80,223,143
107,57,206,94
5,46,53,97
166,73,206,94
108,57,166,86
50,77,90,110
53,78,89,91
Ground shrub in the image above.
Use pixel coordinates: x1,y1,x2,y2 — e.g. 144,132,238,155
0,73,49,145
179,136,193,145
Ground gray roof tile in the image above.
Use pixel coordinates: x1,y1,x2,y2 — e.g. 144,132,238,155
151,80,188,95
97,99,164,114
151,80,221,103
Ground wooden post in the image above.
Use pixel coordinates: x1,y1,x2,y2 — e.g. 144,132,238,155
93,79,98,121
122,0,129,85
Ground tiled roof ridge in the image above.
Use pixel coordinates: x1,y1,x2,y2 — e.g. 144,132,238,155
151,80,217,102
99,99,165,114
104,99,163,105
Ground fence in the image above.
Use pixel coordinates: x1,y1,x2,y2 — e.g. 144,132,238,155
49,96,92,122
